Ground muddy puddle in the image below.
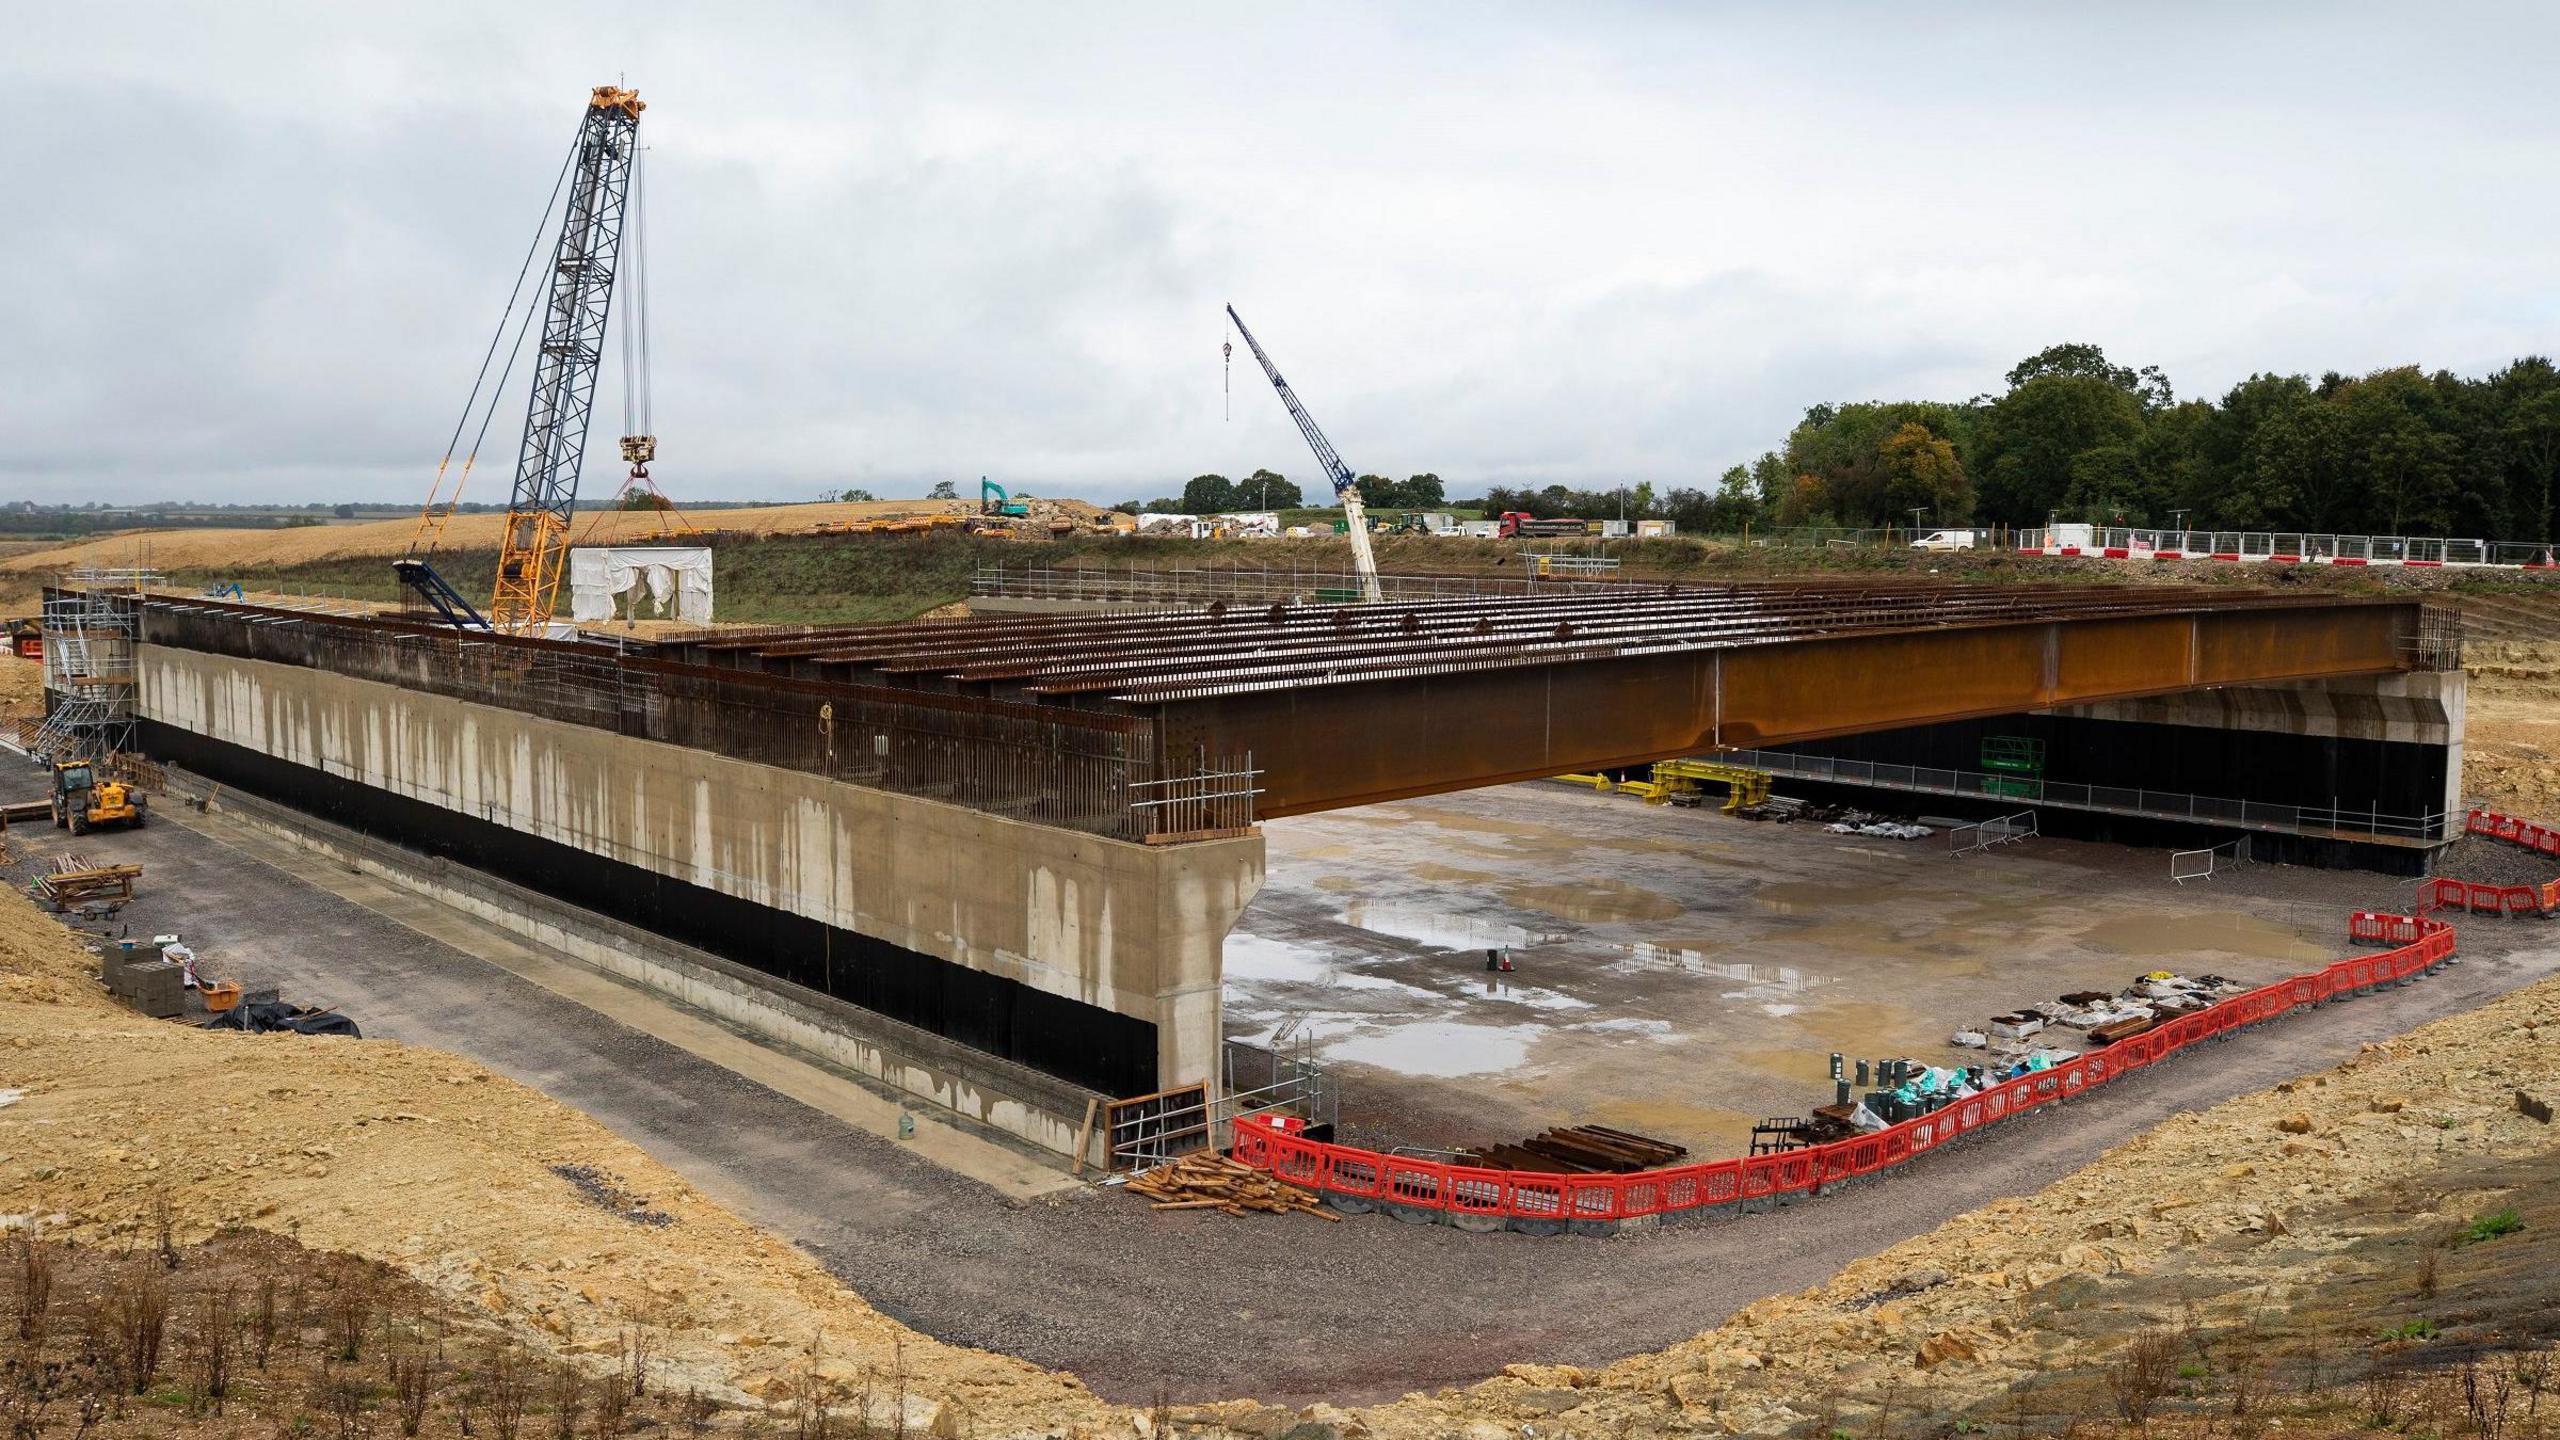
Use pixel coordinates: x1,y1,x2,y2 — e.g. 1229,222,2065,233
1610,941,1818,990
1337,901,1566,952
1325,1021,1548,1078
2075,910,2330,962
1752,879,1894,915
1219,933,1438,999
1503,879,1685,924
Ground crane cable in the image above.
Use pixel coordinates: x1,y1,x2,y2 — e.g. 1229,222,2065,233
584,145,687,543
620,146,650,441
412,133,580,555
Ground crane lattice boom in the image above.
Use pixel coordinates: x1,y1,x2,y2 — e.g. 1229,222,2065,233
1224,304,1383,602
490,85,645,632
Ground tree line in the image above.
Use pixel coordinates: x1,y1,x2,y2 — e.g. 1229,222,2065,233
1750,344,2560,539
1114,471,1450,514
1140,346,2560,542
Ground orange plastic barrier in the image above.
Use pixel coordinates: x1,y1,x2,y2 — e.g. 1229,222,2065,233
1231,914,2457,1230
2427,810,2560,917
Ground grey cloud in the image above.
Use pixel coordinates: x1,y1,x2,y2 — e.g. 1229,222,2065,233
7,2,2560,504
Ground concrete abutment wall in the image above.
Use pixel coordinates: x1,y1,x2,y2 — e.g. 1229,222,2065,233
135,642,1264,1151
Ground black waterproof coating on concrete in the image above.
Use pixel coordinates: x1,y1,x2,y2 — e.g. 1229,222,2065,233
141,720,1161,1097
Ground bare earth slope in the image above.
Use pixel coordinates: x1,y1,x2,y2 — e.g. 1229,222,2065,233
0,891,1118,1438
0,498,1113,578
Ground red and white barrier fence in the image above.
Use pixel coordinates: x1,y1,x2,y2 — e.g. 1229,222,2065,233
2421,810,2560,917
1230,913,2456,1231
2017,526,2560,571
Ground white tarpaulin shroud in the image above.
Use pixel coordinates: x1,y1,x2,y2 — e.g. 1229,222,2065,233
568,546,713,624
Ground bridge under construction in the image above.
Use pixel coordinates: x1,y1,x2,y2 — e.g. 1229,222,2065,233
80,576,2465,1162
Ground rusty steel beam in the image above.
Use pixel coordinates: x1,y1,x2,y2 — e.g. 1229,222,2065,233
1145,600,2418,816
177,580,2427,824
673,581,2429,816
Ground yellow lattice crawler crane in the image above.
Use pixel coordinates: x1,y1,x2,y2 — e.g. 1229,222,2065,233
398,86,647,633
51,758,146,835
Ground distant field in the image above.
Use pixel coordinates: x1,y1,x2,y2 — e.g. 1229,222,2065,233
12,502,2554,626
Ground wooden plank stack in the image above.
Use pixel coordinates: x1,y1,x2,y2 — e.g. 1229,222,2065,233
37,860,142,911
1124,1153,1340,1220
1459,1124,1687,1174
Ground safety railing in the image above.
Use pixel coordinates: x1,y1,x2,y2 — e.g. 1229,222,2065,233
970,564,1629,607
2017,527,2558,569
2171,836,2251,884
1230,912,2456,1230
1948,810,2036,855
1128,756,1262,841
1717,748,2452,843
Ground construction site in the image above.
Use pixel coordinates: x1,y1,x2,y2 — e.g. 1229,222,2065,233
5,68,2560,1440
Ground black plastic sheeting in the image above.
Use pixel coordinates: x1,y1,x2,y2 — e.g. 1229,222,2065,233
142,721,1159,1097
207,1001,362,1038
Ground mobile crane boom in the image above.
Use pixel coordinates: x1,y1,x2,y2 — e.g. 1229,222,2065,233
1224,305,1383,602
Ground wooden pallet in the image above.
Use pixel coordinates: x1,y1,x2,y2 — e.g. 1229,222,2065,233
1123,1153,1339,1220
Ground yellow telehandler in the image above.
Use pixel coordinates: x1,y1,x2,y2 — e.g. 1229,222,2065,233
51,758,147,835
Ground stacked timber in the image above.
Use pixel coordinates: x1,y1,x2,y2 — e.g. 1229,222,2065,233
37,861,141,910
1125,1153,1340,1220
1459,1125,1686,1175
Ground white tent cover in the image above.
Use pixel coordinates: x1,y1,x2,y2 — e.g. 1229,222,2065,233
568,546,713,624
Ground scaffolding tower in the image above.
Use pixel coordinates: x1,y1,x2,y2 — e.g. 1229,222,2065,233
30,569,156,762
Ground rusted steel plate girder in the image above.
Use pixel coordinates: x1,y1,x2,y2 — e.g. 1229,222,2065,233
1147,602,2414,817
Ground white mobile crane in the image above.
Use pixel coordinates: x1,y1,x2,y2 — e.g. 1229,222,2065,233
1224,305,1384,603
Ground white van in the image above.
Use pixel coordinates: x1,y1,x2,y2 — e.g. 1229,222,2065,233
1911,529,1979,551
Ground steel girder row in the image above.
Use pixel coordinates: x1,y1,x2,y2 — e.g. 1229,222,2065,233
670,582,2435,817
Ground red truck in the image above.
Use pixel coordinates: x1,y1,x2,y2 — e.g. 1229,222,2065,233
1497,512,1595,539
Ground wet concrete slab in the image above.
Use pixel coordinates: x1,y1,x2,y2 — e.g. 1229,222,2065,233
1226,781,2388,1157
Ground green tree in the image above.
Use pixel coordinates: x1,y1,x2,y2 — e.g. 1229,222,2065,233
2507,375,2560,541
1353,474,1398,507
927,479,959,500
1241,469,1302,508
2337,368,2459,534
2006,342,2172,410
838,488,877,502
1181,473,1239,512
1401,473,1447,508
1978,374,2145,523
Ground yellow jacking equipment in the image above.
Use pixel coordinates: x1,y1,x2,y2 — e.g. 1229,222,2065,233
1551,760,1773,813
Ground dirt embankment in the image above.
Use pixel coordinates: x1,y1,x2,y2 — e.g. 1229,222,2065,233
0,498,1122,614
0,892,1117,1438
2463,635,2560,818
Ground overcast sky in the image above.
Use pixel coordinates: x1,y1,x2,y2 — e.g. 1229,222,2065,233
8,3,2558,507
